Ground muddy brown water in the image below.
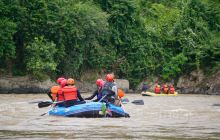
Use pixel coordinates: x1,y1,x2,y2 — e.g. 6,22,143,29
0,93,220,140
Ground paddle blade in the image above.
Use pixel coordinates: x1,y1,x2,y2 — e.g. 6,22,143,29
29,101,43,104
121,98,129,104
131,100,144,105
38,101,53,108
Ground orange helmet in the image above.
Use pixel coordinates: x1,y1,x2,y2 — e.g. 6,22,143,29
106,74,114,82
67,78,75,85
156,85,160,88
96,79,104,87
60,79,67,87
57,77,65,84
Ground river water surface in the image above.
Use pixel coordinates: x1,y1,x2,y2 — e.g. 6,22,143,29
0,94,220,140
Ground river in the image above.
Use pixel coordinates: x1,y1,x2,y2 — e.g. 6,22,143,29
0,94,220,140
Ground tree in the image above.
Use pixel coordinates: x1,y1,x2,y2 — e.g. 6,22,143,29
25,37,57,80
0,18,17,75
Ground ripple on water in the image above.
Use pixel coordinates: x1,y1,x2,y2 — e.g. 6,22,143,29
0,94,220,139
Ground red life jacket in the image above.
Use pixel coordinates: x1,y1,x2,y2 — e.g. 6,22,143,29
163,85,169,93
154,87,161,94
57,86,78,101
57,87,65,101
169,87,175,94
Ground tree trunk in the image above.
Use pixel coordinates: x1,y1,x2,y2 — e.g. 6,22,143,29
6,58,13,77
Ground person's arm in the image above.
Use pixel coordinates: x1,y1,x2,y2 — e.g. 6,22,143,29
77,90,84,101
84,90,98,100
47,91,54,101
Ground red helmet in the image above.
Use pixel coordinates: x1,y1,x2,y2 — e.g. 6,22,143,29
57,77,65,84
60,79,67,87
96,79,104,87
106,74,114,82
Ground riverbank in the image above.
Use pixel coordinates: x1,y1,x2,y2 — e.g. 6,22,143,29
0,76,130,94
0,69,220,95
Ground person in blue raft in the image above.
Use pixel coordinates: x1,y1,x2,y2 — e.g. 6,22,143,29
85,74,118,105
85,79,105,102
101,74,119,105
56,78,85,107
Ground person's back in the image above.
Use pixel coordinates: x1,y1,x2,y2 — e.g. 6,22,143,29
154,85,161,94
163,84,169,94
141,83,148,92
169,85,175,94
62,85,78,101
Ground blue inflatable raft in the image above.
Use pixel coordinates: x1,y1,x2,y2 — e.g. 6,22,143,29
49,102,130,118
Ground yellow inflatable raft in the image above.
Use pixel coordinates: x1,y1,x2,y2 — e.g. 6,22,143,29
141,91,178,96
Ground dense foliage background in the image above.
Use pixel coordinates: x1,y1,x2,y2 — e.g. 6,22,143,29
0,0,219,88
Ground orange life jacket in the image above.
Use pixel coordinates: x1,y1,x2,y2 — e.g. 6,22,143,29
57,86,78,101
117,88,125,98
169,87,175,94
154,87,161,94
62,86,78,101
50,86,60,100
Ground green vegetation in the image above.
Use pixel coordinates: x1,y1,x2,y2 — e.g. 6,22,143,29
0,0,219,88
25,37,57,80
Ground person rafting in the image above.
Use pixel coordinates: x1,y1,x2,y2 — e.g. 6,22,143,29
141,82,148,92
85,79,105,101
100,73,119,105
169,85,175,94
162,84,169,94
56,78,85,107
47,77,65,101
154,84,161,94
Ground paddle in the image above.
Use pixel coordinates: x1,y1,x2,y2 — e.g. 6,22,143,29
29,101,44,104
38,100,65,108
121,98,129,104
38,101,53,108
131,100,144,105
121,98,144,105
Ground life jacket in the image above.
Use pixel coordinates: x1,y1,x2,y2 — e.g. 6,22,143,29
103,82,115,91
169,86,175,94
154,86,161,94
163,85,169,94
62,86,78,101
57,87,65,101
57,86,78,101
102,82,116,96
50,86,60,100
117,88,124,98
